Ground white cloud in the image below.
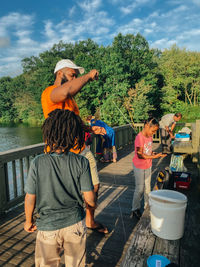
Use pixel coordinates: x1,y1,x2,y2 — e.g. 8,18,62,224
109,0,124,4
0,12,34,33
149,11,159,18
150,38,177,50
149,22,157,28
69,6,76,17
120,6,132,15
168,0,182,5
46,9,114,41
0,12,37,77
177,29,200,41
166,25,179,33
186,29,200,37
0,1,200,77
44,20,57,39
120,0,154,15
144,28,153,34
170,0,200,6
0,56,20,63
0,61,23,77
115,18,143,36
192,0,200,6
142,4,198,50
161,5,189,18
78,0,102,12
113,1,199,52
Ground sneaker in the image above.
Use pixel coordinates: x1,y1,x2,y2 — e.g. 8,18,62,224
131,209,142,219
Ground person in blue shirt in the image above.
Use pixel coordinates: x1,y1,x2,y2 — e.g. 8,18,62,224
87,116,117,163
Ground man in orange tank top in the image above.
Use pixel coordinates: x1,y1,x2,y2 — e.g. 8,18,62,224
41,59,108,234
41,59,98,118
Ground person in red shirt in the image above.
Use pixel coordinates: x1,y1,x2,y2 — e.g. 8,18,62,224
41,59,108,234
131,118,166,219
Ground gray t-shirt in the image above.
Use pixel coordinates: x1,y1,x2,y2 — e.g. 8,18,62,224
159,113,176,129
24,152,94,231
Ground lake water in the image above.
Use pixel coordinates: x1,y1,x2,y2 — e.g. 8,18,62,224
0,125,43,200
0,124,43,152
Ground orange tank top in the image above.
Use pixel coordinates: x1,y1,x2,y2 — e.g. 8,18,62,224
41,85,80,118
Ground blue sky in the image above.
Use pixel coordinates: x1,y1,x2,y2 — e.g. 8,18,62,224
0,0,200,78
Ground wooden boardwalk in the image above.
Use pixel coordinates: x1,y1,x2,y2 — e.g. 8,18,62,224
0,143,199,266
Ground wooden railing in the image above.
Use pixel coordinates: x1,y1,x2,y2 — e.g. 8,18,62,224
0,124,137,214
0,144,44,214
2,121,186,215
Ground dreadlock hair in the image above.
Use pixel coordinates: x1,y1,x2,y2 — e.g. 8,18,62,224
42,109,85,154
144,117,159,127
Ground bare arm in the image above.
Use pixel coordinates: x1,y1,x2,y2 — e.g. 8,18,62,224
165,126,170,133
50,69,98,103
165,123,175,138
170,123,176,132
83,190,96,208
24,193,37,233
136,147,166,159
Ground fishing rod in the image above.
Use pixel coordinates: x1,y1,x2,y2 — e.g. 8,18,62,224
112,100,136,132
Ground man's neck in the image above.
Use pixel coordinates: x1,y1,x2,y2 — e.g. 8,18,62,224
54,77,61,86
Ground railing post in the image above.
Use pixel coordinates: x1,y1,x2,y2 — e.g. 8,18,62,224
198,146,200,179
93,135,97,157
196,120,200,147
115,128,119,150
0,163,9,215
196,120,200,178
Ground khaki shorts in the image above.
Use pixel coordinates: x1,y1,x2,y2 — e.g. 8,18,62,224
81,147,100,186
35,220,86,267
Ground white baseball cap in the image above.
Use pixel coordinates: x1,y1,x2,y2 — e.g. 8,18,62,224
54,59,85,74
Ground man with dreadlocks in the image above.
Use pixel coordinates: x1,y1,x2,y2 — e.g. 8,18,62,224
24,109,96,267
41,59,108,234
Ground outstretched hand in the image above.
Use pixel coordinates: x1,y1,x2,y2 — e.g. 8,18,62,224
153,152,167,158
158,153,167,158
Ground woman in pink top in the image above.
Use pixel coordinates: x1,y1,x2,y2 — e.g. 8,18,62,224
131,118,166,219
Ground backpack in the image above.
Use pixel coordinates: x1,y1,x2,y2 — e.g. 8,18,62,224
155,168,170,190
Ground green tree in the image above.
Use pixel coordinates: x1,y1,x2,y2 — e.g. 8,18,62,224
124,80,154,122
14,91,43,125
0,76,14,122
6,35,200,126
159,45,200,120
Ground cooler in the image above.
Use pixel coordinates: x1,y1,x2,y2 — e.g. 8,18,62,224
172,172,191,190
175,132,190,141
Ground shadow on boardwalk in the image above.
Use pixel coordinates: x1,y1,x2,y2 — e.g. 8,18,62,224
85,143,170,267
0,143,171,267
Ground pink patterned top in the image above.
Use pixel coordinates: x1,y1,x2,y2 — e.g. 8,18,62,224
132,132,153,169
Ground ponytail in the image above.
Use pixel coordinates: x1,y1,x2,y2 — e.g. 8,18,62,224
144,117,159,127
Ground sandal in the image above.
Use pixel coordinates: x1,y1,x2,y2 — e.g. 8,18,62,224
100,158,111,163
87,223,109,234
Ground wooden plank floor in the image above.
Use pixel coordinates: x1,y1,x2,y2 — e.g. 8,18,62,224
0,143,199,266
121,148,200,267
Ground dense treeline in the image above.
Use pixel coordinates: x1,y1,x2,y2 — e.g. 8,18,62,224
0,33,200,126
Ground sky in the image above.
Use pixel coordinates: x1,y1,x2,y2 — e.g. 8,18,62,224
0,0,200,78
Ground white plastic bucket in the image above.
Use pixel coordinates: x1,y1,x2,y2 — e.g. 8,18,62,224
149,189,187,240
